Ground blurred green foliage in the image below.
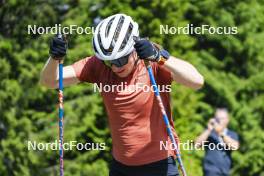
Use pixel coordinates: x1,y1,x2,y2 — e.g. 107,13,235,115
0,0,263,175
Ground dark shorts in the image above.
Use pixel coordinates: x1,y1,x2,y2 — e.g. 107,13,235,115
109,156,179,176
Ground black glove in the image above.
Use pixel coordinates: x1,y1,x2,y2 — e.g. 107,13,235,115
134,39,160,62
49,35,67,59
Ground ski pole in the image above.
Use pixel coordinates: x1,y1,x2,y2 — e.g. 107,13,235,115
133,36,187,176
145,61,187,176
57,34,64,176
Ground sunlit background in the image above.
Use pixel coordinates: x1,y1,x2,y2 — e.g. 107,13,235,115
0,0,263,175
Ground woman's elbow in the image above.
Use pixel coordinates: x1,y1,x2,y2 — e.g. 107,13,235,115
191,75,204,90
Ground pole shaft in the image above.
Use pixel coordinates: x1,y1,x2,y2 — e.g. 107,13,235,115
58,60,64,176
146,63,187,176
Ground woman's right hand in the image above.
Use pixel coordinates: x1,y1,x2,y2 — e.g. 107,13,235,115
49,35,67,59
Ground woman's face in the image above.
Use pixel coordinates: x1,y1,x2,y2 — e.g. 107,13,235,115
111,51,137,78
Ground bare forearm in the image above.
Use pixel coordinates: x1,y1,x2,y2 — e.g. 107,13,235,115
195,129,211,147
163,56,204,89
222,135,240,150
40,57,59,88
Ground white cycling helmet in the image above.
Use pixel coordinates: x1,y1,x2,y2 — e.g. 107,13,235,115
92,14,139,60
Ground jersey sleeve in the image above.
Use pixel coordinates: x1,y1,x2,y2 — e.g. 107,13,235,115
72,56,99,83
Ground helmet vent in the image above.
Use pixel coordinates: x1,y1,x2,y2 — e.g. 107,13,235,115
112,16,124,45
105,17,114,37
119,22,133,52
